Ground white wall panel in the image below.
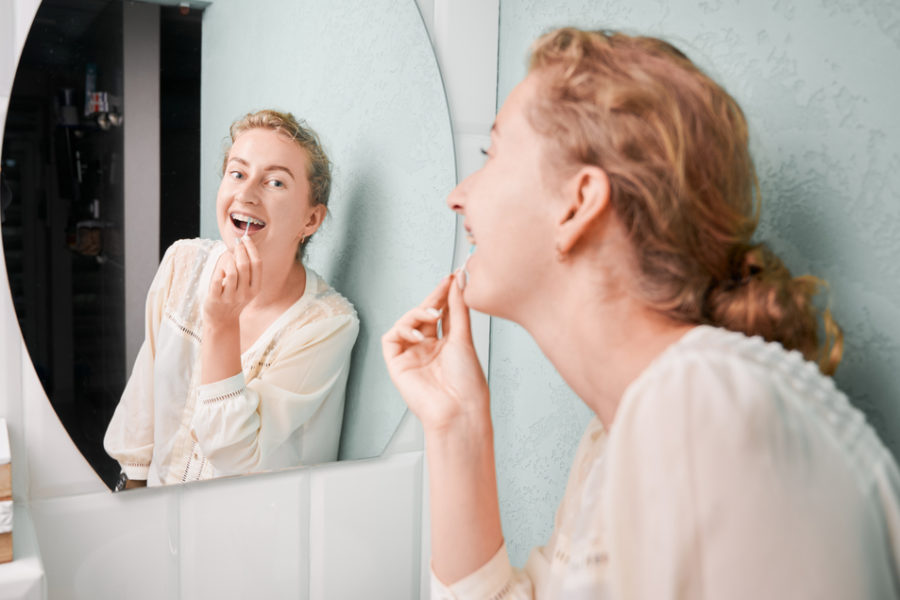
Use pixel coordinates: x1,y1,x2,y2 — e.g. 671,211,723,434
13,0,41,54
180,471,309,600
0,2,14,98
309,452,423,599
432,0,499,134
30,489,179,600
122,2,160,372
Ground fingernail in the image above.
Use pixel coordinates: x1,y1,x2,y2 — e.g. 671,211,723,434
456,267,467,290
412,329,425,341
426,307,441,318
234,236,243,245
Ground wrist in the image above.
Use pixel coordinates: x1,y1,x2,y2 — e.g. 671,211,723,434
203,316,239,340
423,406,493,442
424,410,494,464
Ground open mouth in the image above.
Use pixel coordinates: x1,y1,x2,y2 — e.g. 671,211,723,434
230,212,266,234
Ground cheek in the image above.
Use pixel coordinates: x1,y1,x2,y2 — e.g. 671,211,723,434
215,181,230,210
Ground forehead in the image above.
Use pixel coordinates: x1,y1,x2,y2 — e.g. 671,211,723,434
494,74,543,137
229,128,310,168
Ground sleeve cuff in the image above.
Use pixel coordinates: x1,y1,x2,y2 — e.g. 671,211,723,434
197,372,246,405
121,462,150,480
432,542,515,600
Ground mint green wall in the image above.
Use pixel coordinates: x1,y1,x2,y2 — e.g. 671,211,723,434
200,0,455,460
495,0,900,566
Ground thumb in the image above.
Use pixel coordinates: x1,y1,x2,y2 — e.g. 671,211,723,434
446,270,473,344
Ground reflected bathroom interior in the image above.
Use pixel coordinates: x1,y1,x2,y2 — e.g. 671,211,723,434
0,0,202,488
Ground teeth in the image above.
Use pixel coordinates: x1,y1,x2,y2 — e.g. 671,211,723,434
231,213,266,227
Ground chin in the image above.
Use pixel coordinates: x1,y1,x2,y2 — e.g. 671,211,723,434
462,283,499,319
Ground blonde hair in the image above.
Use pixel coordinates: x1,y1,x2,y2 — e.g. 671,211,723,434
529,28,842,374
223,109,331,257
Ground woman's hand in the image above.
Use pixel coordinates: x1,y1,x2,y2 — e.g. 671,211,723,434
203,236,262,328
200,237,260,385
382,271,490,434
385,272,504,584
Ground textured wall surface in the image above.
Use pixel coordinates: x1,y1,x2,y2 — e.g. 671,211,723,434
494,0,900,566
201,0,456,461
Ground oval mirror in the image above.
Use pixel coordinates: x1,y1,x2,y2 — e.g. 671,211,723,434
0,0,455,489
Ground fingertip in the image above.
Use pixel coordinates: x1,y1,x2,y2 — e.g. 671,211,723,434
447,271,471,319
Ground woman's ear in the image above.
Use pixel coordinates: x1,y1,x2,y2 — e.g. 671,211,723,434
301,203,328,239
555,166,611,256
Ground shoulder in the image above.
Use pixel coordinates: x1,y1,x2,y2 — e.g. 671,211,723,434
620,325,837,428
270,267,359,350
609,325,860,477
303,267,359,324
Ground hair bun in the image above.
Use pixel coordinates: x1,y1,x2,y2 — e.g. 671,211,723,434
705,243,843,375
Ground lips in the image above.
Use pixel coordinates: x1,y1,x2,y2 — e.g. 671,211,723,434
230,212,266,234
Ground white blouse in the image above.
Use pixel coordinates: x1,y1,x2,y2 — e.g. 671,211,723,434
435,325,900,599
104,239,359,486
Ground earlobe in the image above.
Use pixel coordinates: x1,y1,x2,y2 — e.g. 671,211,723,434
302,204,327,239
556,166,610,257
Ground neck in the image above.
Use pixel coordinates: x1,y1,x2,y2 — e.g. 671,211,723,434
516,265,694,430
251,251,306,310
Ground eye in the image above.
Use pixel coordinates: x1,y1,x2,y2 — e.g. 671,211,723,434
267,178,285,189
479,147,489,156
229,170,244,180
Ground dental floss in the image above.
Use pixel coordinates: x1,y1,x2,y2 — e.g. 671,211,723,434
463,243,475,270
458,244,475,289
223,221,251,288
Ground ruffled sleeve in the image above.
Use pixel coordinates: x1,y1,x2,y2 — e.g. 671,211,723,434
190,312,359,475
103,243,178,479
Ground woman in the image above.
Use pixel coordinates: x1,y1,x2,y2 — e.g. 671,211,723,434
383,29,900,598
105,110,359,488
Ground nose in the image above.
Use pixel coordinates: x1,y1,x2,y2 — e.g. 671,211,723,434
446,174,470,214
234,181,261,205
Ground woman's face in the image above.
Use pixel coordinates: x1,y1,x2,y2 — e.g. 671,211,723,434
447,74,561,319
216,127,324,260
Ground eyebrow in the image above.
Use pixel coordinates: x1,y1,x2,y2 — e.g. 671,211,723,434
227,156,296,180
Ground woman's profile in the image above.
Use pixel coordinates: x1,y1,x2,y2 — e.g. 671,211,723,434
383,28,900,598
105,110,358,488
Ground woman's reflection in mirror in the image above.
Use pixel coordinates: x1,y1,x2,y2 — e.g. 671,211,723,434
105,110,359,488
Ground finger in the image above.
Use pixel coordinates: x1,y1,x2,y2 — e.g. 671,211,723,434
242,235,263,292
410,306,443,338
220,259,239,294
393,304,443,340
419,274,453,312
444,269,473,343
233,239,251,289
208,265,225,299
381,309,435,359
397,326,427,344
381,325,410,365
